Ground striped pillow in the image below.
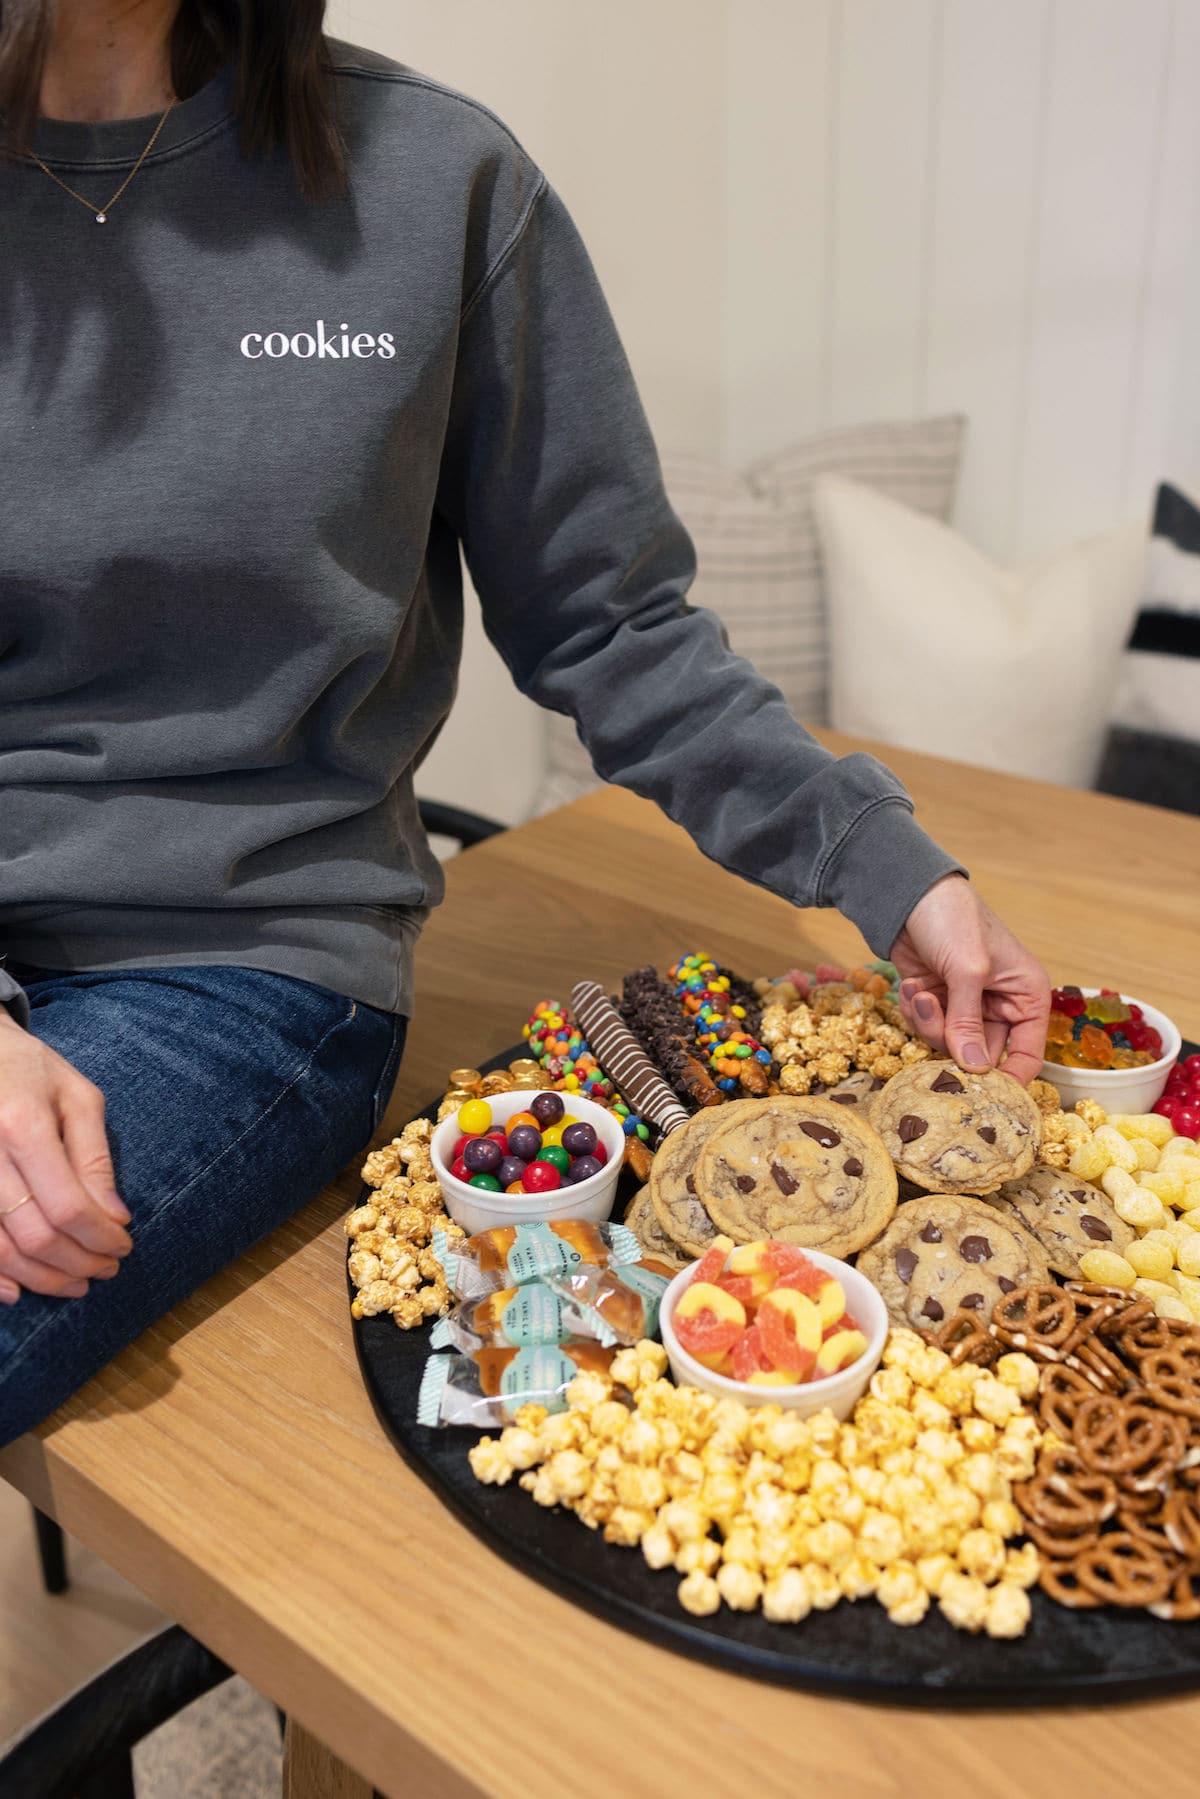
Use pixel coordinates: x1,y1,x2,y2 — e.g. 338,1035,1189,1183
1097,483,1200,816
533,414,965,815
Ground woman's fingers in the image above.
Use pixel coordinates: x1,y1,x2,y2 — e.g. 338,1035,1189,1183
2,1106,132,1261
0,1228,97,1299
56,1076,132,1226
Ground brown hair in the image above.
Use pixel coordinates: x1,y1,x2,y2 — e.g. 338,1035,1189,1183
0,0,345,198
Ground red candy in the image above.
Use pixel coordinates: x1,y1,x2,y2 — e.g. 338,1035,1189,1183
451,1156,471,1183
1174,1106,1200,1141
521,1159,563,1193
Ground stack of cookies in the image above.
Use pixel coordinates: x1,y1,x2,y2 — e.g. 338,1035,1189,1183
626,1058,1128,1330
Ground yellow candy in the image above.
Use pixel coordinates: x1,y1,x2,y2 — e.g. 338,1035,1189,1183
1185,1182,1200,1214
1141,1171,1188,1206
1176,1236,1200,1280
1133,1277,1179,1302
1125,1239,1176,1283
1132,1139,1160,1172
456,1097,492,1135
1170,1273,1200,1321
1079,1249,1137,1288
1113,1188,1167,1230
1108,1113,1174,1147
1100,1167,1137,1203
1156,1295,1193,1322
1068,1141,1109,1182
1093,1126,1138,1173
540,1125,565,1148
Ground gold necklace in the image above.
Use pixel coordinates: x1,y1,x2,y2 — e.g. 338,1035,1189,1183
26,95,177,224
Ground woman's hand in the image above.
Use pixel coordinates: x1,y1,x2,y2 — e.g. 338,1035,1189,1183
0,1014,132,1305
890,874,1052,1086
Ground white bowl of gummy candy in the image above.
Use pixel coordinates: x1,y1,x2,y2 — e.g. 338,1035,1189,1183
431,1088,626,1236
1039,988,1181,1117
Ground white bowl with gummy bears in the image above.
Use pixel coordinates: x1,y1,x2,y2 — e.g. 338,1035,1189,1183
1039,988,1181,1116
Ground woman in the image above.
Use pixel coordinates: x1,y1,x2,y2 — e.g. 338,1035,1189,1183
0,0,1049,1447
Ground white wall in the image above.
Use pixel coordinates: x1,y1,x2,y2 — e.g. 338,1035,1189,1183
328,0,1200,821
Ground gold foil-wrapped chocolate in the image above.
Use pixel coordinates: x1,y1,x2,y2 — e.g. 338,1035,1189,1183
449,1068,483,1093
480,1072,516,1095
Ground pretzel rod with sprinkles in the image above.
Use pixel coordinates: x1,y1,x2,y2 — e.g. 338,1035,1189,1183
570,981,693,1139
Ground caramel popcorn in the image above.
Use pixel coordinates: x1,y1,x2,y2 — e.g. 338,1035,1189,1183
756,981,938,1093
347,1113,463,1327
471,1328,1043,1637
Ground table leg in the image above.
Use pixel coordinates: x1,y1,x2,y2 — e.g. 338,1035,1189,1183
282,1717,374,1799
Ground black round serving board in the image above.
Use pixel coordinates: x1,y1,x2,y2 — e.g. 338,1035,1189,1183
350,1039,1200,1705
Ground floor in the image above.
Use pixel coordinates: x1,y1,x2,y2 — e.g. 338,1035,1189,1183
0,1476,282,1795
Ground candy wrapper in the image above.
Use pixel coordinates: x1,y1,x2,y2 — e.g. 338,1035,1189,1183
430,1258,674,1353
417,1340,617,1428
432,1218,640,1303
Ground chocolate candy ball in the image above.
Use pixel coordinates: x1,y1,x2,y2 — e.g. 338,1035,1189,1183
498,1155,527,1188
467,1172,502,1191
565,1154,603,1184
507,1123,543,1162
462,1136,502,1175
541,1144,571,1175
530,1090,565,1127
561,1122,597,1158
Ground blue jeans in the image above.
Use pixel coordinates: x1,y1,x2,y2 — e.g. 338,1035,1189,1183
0,960,405,1448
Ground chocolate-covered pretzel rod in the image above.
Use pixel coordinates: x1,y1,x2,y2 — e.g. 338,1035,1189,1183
571,981,693,1140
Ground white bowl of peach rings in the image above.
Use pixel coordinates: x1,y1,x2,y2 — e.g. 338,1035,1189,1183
658,1239,888,1420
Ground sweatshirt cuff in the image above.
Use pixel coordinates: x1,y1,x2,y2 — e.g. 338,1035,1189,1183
0,967,31,1031
820,799,967,957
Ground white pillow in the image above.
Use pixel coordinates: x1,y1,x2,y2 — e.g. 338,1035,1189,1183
814,475,1145,788
533,415,965,815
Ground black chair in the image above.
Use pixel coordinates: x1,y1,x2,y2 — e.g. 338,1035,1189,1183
13,796,506,1794
0,1625,235,1799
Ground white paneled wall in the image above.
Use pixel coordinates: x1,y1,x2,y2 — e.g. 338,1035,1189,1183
725,0,1200,560
326,0,1200,818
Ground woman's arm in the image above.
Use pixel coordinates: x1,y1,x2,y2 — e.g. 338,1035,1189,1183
435,177,1048,1074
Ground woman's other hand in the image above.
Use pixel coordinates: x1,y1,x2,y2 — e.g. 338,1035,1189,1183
0,1013,132,1304
890,875,1052,1086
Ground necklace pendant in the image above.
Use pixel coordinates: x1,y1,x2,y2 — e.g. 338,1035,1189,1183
95,211,107,224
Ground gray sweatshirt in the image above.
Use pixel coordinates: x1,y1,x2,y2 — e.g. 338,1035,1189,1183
0,42,962,1029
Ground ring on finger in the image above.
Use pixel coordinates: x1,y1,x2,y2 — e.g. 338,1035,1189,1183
0,1192,33,1218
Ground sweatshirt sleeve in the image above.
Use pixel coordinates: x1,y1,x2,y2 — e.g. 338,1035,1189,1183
0,964,30,1030
435,177,965,955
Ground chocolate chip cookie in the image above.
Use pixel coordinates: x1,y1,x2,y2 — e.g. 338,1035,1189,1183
624,1186,692,1271
813,1071,886,1109
695,1097,897,1257
867,1063,1040,1194
856,1194,1051,1329
982,1168,1134,1279
649,1100,765,1258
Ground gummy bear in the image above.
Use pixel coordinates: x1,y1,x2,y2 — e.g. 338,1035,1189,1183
1079,1024,1114,1068
1045,1011,1073,1045
1087,995,1130,1024
1054,988,1087,1018
1058,1044,1095,1068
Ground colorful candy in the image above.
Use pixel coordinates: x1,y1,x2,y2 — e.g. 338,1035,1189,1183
667,953,774,1095
671,1240,868,1386
521,1000,651,1143
1044,987,1163,1071
449,1097,608,1194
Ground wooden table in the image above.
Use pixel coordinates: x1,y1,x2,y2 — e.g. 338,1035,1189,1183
3,732,1200,1799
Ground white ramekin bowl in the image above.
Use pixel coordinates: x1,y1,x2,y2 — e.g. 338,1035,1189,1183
659,1246,889,1420
431,1087,626,1236
1039,991,1181,1116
